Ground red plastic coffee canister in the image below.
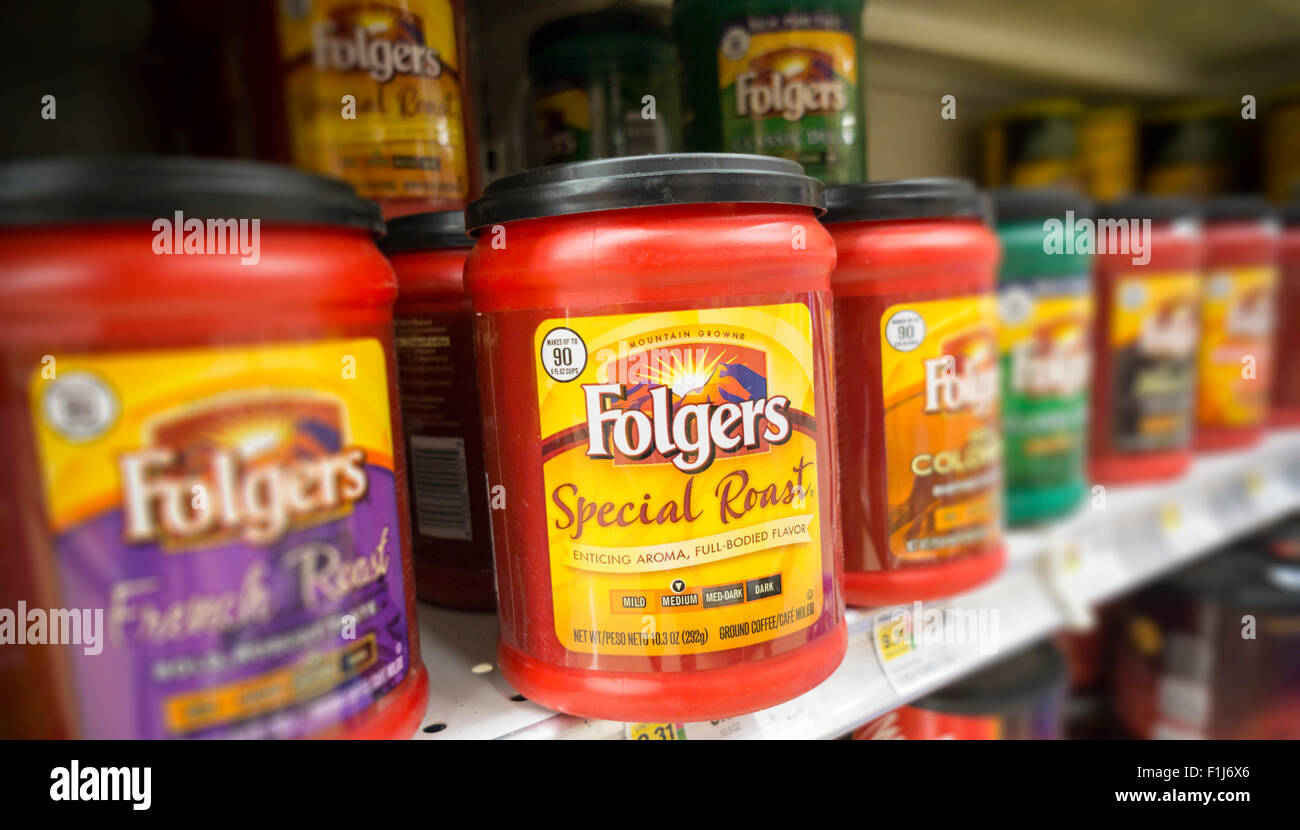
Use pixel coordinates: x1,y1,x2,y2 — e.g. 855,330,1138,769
1113,547,1300,739
822,180,1005,607
1275,202,1300,427
1090,197,1202,484
1195,197,1280,451
381,210,495,611
0,157,427,739
853,642,1067,740
464,154,847,722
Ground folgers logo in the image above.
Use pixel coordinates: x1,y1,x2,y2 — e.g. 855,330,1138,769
1008,325,1091,398
119,398,369,547
1138,299,1198,357
582,344,791,473
735,48,847,121
1225,285,1273,339
311,5,444,82
907,329,1000,481
922,351,998,417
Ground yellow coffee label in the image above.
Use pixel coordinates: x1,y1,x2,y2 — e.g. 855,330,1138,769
997,280,1092,489
1197,266,1277,427
534,303,824,656
718,30,857,104
532,87,591,164
278,0,469,203
880,297,1001,564
626,723,685,740
1079,110,1137,202
716,17,862,183
1109,272,1200,450
996,286,1093,395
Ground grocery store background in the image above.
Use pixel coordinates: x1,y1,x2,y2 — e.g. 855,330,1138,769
5,0,1300,191
1,0,1299,741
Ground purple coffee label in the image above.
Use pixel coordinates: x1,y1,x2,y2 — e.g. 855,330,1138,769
31,340,412,738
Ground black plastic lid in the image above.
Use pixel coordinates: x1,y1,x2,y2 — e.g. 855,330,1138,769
821,178,986,224
1285,202,1300,226
379,210,472,253
910,642,1067,716
990,187,1095,223
1151,549,1300,611
529,8,671,54
1096,195,1200,223
464,153,824,231
0,156,385,234
1203,195,1276,222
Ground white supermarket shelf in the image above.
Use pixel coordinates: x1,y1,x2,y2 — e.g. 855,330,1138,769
413,430,1300,740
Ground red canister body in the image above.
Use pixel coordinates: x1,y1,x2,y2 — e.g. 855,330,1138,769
0,158,427,739
465,155,846,722
1195,200,1279,451
1113,549,1300,739
823,181,1005,607
853,643,1067,740
1275,210,1300,427
1090,200,1202,484
383,213,495,610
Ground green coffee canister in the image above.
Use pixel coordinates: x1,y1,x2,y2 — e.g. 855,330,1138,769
673,0,866,184
528,9,683,165
991,188,1096,525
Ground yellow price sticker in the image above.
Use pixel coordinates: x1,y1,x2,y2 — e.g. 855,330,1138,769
1159,503,1182,534
627,723,686,741
1245,470,1264,496
1063,542,1083,574
875,619,912,662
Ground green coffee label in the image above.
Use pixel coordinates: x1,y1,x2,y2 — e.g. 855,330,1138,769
997,276,1092,490
716,14,862,183
533,86,592,164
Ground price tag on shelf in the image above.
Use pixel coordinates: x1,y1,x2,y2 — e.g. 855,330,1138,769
1208,475,1256,530
625,722,686,741
1157,499,1218,554
694,716,757,739
1158,501,1183,537
1244,466,1293,517
626,715,769,740
751,697,836,737
870,606,962,697
1043,527,1126,620
1285,456,1300,491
